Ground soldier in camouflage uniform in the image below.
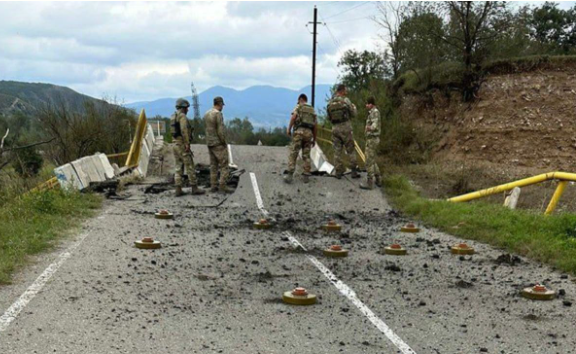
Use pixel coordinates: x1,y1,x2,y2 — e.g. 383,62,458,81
327,84,359,179
203,96,232,194
360,96,382,190
285,94,317,184
171,98,205,197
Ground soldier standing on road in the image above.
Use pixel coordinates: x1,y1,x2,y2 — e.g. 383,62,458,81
285,93,317,184
360,96,382,190
204,96,232,194
327,84,359,179
171,98,206,197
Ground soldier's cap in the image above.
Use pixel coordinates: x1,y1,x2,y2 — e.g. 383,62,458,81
213,96,225,105
366,96,376,105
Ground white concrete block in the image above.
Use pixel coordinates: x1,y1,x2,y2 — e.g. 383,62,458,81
97,153,115,179
70,160,90,189
137,142,151,177
54,163,83,190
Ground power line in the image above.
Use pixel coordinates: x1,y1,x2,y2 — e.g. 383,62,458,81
322,1,371,20
325,16,371,25
323,22,344,55
317,42,341,77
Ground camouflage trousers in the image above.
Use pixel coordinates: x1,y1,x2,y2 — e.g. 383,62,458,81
332,121,357,175
365,137,382,180
208,144,230,188
287,128,313,175
173,142,197,187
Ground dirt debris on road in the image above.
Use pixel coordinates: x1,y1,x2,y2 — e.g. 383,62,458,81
0,145,576,354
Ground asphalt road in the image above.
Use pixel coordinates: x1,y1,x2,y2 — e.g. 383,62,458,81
1,144,576,354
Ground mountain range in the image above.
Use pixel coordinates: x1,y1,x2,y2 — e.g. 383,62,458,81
0,80,109,116
126,84,334,128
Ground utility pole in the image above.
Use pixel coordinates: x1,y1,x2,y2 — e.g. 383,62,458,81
309,6,320,108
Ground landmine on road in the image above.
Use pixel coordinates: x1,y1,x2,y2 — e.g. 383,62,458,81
0,145,575,354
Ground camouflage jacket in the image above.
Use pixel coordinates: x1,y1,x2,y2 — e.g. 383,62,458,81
171,111,193,145
365,107,381,138
327,96,357,124
204,108,227,147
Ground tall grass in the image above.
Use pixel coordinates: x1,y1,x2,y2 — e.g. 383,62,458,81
0,189,101,283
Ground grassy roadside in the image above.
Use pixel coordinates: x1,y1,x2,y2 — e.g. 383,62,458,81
0,190,102,284
384,175,576,274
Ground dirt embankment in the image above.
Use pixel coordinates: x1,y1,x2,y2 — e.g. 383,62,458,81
397,63,576,210
402,65,576,171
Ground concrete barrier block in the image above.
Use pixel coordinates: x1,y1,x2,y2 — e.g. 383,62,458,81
54,163,83,190
137,142,151,177
78,156,105,184
97,153,115,179
70,160,90,189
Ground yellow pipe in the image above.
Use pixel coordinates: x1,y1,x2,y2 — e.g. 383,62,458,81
353,140,366,164
448,172,576,203
125,109,147,167
545,181,568,215
106,152,129,158
316,137,332,145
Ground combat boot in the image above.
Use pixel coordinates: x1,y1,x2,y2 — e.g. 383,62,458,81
375,175,382,187
209,186,219,193
190,185,206,195
302,174,310,184
219,185,234,194
284,174,293,184
360,178,374,190
351,167,360,179
175,186,184,197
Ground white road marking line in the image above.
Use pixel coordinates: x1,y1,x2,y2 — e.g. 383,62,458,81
249,172,417,354
250,172,269,217
0,209,109,332
0,232,89,332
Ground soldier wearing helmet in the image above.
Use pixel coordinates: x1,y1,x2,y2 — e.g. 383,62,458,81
203,96,232,194
284,93,317,184
171,98,205,197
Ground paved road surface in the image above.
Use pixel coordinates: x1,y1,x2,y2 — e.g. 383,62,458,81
1,144,575,354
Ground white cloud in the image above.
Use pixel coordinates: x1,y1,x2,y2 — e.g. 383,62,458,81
0,1,382,102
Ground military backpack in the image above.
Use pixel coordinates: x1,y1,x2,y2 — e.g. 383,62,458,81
170,113,182,139
327,97,350,124
295,104,316,130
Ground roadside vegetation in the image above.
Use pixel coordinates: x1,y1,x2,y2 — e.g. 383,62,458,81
0,190,101,284
0,98,133,283
384,175,576,274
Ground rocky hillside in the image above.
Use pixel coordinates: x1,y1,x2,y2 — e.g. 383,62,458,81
400,58,576,172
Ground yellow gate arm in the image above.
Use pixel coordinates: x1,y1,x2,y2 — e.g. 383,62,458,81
448,171,576,215
125,109,147,168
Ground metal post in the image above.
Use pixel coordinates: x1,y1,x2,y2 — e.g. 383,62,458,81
311,6,318,108
545,181,568,215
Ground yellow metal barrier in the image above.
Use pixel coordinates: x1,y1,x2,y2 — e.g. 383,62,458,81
317,126,366,164
448,171,576,215
125,109,147,168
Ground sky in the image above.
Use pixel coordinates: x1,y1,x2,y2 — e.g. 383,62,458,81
0,1,381,103
0,1,573,103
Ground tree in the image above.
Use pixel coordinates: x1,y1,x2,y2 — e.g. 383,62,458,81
374,2,409,79
427,1,510,101
337,50,387,91
528,2,576,54
396,7,450,85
